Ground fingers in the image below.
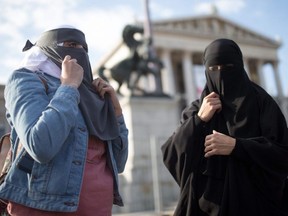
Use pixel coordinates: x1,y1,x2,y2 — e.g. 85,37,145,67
61,55,83,88
63,55,71,61
204,130,236,157
204,149,216,158
63,55,71,62
93,78,112,98
63,55,78,63
93,77,108,88
206,91,219,98
93,78,110,91
204,133,219,157
206,92,221,107
205,93,221,105
206,93,222,110
198,92,222,122
92,78,122,116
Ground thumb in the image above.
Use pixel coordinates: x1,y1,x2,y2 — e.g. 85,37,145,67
63,55,71,61
213,130,224,136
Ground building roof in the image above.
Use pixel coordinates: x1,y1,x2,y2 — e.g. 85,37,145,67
94,13,281,73
152,14,281,49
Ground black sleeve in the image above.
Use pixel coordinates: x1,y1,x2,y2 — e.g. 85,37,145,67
231,92,288,177
161,99,207,187
230,93,288,202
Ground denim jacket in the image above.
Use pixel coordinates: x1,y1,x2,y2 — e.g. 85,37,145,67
0,68,128,212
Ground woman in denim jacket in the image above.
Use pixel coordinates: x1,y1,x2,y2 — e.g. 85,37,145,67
0,26,128,215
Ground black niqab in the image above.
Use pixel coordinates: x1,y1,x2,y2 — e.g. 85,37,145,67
203,38,260,137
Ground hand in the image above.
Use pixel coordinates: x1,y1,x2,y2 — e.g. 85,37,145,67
92,78,122,117
204,130,236,157
198,92,222,122
61,55,83,88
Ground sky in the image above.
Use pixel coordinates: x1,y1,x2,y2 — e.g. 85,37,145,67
1,0,288,96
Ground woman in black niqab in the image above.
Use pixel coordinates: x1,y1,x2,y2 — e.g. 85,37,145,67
161,38,288,216
203,38,258,136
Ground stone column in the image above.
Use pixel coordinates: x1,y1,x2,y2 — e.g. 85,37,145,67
257,59,266,89
271,61,283,98
160,49,176,96
182,51,197,104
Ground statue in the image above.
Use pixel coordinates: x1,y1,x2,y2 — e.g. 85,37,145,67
97,24,164,96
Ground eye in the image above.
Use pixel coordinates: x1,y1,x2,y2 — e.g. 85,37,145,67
208,65,221,71
66,42,78,48
59,41,83,48
208,64,234,71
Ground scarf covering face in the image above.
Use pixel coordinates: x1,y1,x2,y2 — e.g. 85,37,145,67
202,38,257,136
199,39,260,207
23,27,119,140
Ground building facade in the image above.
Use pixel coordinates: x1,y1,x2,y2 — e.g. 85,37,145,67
152,14,285,110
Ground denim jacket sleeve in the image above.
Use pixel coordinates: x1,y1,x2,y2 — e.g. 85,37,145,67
111,114,128,173
5,69,80,163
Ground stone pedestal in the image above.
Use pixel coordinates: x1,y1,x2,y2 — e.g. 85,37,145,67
113,96,180,213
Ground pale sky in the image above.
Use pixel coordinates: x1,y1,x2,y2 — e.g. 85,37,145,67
1,0,288,96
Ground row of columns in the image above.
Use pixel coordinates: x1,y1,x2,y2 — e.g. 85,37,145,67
160,49,198,104
244,58,283,98
159,49,284,104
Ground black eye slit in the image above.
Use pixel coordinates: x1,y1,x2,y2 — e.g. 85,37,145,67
208,64,234,71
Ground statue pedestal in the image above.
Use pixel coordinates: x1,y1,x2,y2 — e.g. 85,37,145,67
113,96,180,213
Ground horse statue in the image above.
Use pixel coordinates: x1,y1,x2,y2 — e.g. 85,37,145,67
98,24,163,95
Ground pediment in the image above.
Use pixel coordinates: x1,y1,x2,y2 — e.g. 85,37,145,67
152,14,280,48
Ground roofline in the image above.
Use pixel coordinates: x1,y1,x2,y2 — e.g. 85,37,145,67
151,13,281,48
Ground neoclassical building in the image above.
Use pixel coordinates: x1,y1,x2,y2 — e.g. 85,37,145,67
154,13,283,102
95,13,288,214
97,12,285,111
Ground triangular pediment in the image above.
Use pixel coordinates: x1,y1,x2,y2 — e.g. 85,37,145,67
152,14,280,48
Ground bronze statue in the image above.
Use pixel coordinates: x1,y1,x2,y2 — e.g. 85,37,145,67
98,24,163,96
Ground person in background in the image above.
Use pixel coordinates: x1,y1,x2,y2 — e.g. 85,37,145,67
161,38,288,216
0,25,128,216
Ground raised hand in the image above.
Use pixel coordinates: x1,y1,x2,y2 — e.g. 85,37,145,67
198,92,222,122
61,55,84,88
92,78,122,117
